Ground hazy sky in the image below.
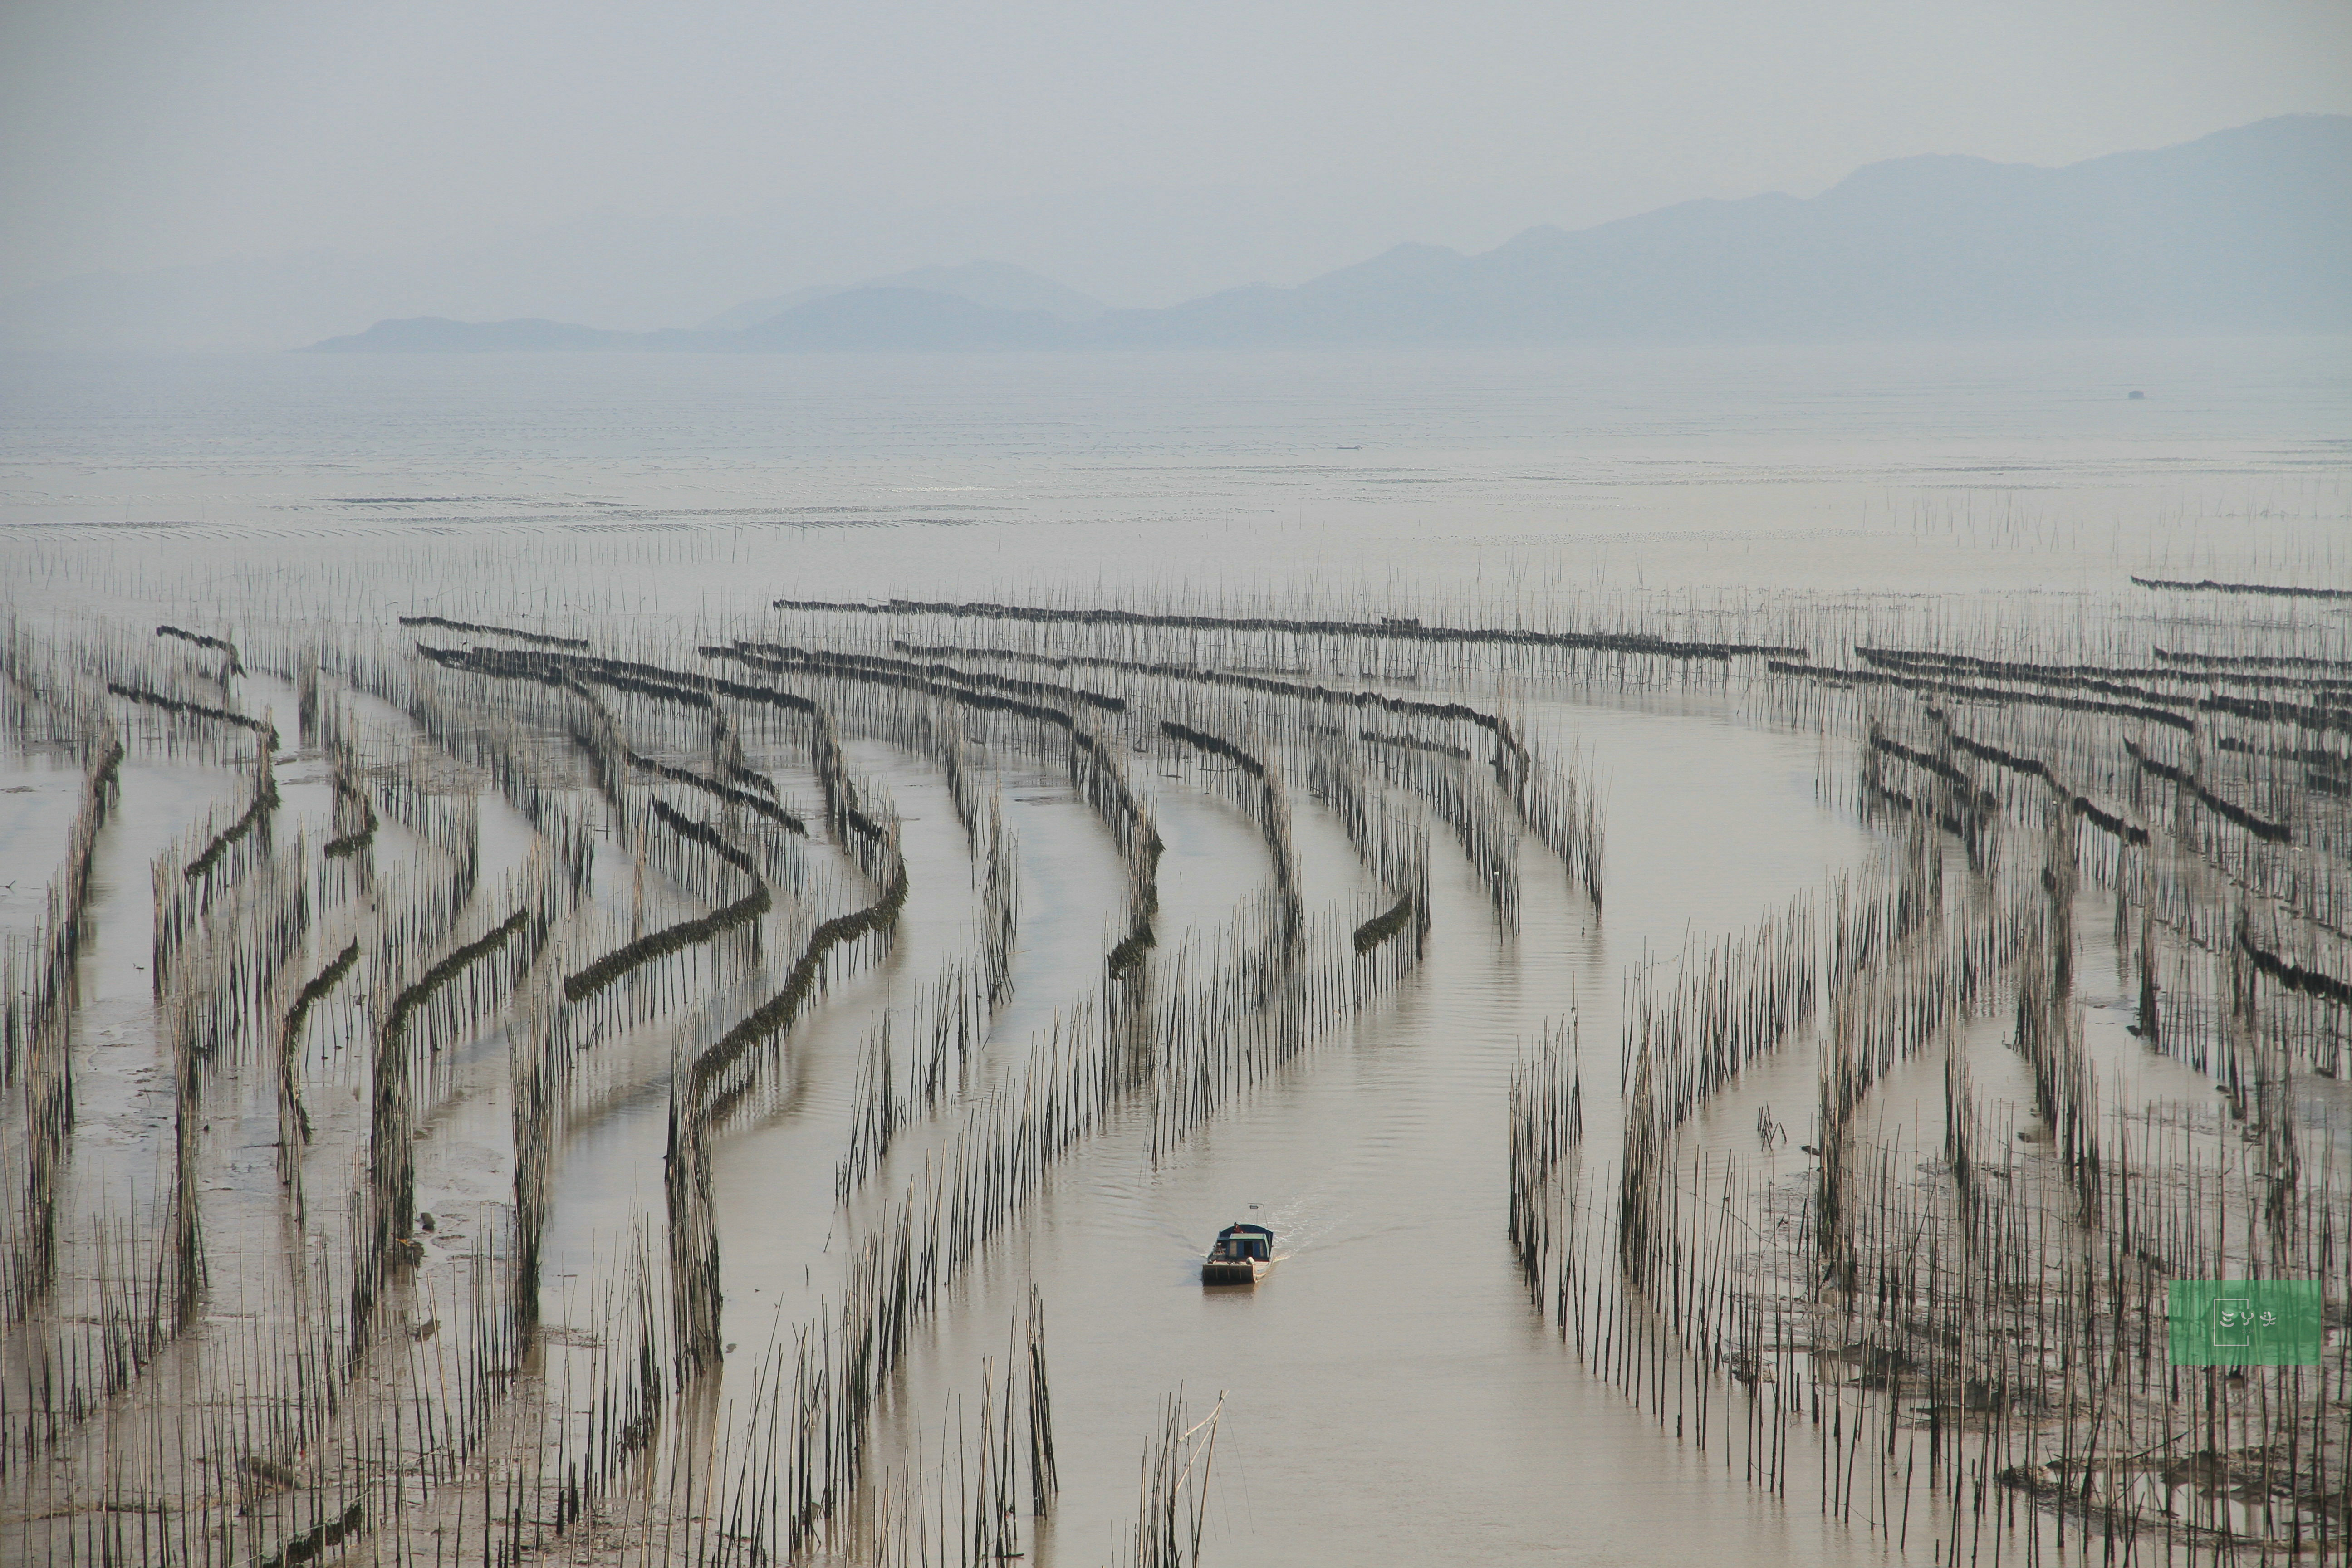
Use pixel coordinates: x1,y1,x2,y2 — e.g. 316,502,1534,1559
5,0,2349,301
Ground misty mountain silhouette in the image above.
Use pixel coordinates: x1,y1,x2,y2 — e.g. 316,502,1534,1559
303,115,2348,354
1090,115,2348,343
310,288,1077,354
731,288,1077,349
304,317,637,351
699,260,1106,331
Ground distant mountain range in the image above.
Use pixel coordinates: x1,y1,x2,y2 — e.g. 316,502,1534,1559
324,287,1080,353
309,116,2350,353
35,115,2352,356
311,286,1084,353
1095,114,2350,345
695,260,1106,331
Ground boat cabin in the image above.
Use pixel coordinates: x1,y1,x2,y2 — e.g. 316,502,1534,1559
1210,1222,1273,1263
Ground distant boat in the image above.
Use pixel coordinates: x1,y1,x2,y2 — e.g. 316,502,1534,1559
1201,1221,1274,1284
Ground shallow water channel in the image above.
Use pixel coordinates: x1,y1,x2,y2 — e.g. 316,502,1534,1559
661,691,1889,1565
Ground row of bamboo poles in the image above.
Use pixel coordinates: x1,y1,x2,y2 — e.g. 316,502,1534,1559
1510,595,2351,1563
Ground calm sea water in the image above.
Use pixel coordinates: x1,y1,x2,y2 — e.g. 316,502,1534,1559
4,338,2346,595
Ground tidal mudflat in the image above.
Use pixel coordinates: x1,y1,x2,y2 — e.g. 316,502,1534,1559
1,341,2347,1565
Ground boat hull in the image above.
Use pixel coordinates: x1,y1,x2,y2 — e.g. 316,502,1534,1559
1200,1259,1269,1285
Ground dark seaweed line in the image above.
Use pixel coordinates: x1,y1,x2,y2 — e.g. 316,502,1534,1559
434,643,1152,1052
1160,720,1264,778
1863,647,2199,708
1352,894,1416,954
1872,659,2230,720
1935,725,2151,847
399,615,590,650
281,941,362,1055
1867,732,1997,811
645,798,759,876
684,717,911,1229
1360,727,1471,761
2123,739,2293,845
382,906,531,1049
1861,777,1958,836
722,641,1120,725
184,772,281,879
933,641,1597,910
739,641,1126,714
107,681,280,749
893,639,1520,766
2194,687,2352,737
418,643,823,723
278,941,361,1142
417,644,813,831
2217,736,2352,767
685,860,908,1107
784,596,1803,661
574,666,710,709
1155,718,1308,964
714,647,1168,978
560,801,771,1004
258,1500,364,1568
706,646,1167,980
155,624,243,675
703,646,1162,855
2240,931,2352,1008
1104,924,1155,979
2155,646,2352,675
626,740,805,833
1857,644,2352,702
2131,575,2352,601
1768,660,2195,732
323,776,378,860
560,884,771,1004
725,758,777,796
321,827,374,859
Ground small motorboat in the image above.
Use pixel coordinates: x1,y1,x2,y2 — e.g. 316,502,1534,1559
1200,1221,1274,1285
